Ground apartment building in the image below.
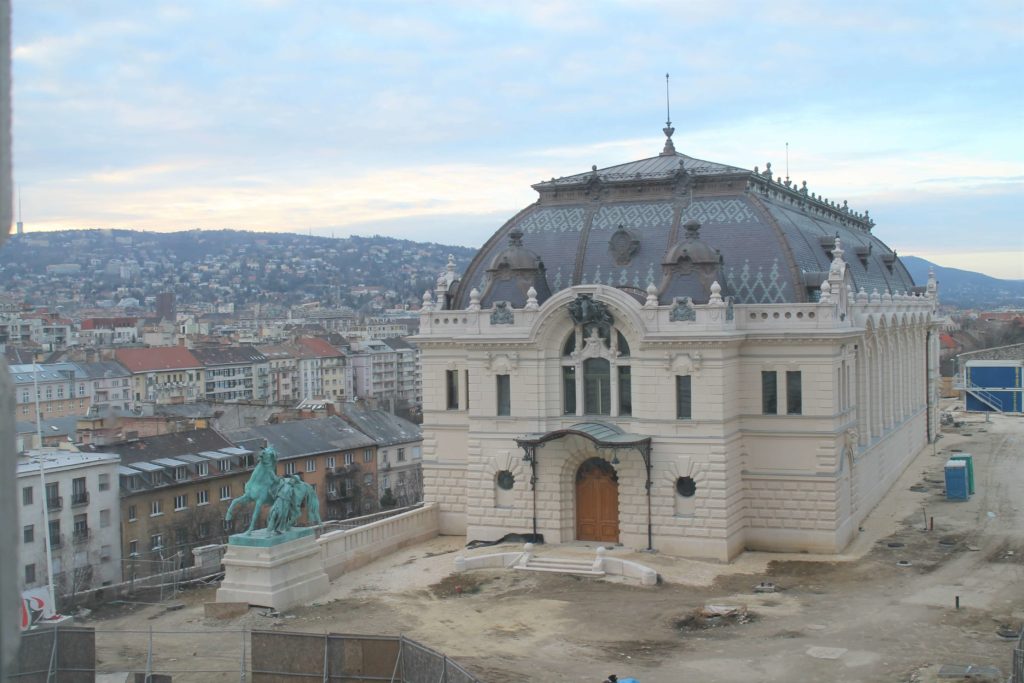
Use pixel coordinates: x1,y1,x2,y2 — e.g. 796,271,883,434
17,449,122,604
115,347,205,405
335,404,423,507
191,345,269,403
295,337,351,401
258,344,299,404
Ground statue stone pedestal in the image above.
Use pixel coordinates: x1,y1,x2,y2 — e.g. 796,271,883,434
216,528,328,611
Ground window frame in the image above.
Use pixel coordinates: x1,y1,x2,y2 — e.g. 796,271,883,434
761,371,778,415
676,375,692,420
786,370,803,415
496,374,511,416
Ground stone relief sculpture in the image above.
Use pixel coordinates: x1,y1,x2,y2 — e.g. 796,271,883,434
225,446,321,535
490,301,514,325
568,293,613,327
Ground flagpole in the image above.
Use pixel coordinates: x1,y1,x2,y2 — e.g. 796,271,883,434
33,362,58,614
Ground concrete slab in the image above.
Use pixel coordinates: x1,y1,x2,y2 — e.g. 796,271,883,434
805,646,848,660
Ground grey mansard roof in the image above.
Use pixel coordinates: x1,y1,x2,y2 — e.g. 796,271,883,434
451,144,917,309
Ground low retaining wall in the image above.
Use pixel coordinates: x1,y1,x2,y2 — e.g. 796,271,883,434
318,502,440,580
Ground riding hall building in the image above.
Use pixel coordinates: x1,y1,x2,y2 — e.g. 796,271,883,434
415,129,942,560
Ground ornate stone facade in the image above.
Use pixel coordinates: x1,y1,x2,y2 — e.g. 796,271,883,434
415,143,941,561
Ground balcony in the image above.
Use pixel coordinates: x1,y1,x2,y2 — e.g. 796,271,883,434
71,491,90,507
73,527,90,543
326,464,359,478
46,496,63,512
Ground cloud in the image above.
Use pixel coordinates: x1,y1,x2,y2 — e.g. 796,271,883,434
9,0,1023,284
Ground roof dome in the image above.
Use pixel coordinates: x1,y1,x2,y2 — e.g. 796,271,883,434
451,137,917,309
477,228,552,308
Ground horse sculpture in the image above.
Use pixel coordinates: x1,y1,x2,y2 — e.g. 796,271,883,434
225,445,280,534
226,445,322,535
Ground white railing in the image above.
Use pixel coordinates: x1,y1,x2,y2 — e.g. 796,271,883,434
957,378,1004,412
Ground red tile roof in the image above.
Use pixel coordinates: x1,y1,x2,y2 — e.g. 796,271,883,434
115,347,201,372
295,337,344,358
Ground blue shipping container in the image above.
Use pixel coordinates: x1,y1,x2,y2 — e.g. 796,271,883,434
944,460,969,501
965,364,1023,413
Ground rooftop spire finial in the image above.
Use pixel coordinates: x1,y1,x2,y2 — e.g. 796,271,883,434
660,73,677,156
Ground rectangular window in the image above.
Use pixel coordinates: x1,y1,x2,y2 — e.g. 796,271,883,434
100,509,111,528
22,486,32,506
151,500,163,516
786,370,803,415
464,370,470,410
197,462,209,477
174,494,187,511
220,460,233,473
562,366,576,415
305,458,316,472
397,448,405,462
583,359,611,415
128,540,138,556
326,456,336,469
364,448,373,463
100,545,112,562
445,370,459,410
98,473,110,491
150,534,163,551
174,466,187,481
344,452,354,466
618,366,632,416
73,513,88,540
198,522,209,539
25,564,35,585
676,375,692,420
363,474,373,486
197,490,209,505
761,371,778,415
496,374,511,416
45,482,60,509
220,485,231,500
284,461,297,475
128,505,137,521
48,520,60,547
23,525,34,544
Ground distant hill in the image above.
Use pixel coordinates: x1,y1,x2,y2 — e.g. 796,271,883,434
902,256,1024,309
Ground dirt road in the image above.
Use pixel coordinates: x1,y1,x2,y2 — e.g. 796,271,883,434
86,411,1023,682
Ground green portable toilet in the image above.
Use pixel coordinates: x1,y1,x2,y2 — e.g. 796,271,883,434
949,454,974,495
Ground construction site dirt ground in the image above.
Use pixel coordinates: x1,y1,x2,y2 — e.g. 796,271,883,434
84,409,1023,683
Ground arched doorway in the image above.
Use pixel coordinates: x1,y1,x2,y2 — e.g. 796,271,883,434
575,457,619,543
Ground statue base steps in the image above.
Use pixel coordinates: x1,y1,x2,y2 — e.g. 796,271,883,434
216,532,328,611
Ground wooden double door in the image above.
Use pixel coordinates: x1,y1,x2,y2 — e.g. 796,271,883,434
575,457,619,543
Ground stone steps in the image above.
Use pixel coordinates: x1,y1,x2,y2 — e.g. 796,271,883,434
515,556,605,577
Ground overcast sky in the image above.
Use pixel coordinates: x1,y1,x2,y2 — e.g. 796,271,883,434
12,1,1024,279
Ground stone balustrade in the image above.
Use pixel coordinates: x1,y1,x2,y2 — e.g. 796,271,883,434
317,502,439,579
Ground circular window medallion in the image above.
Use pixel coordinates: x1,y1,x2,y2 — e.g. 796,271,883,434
675,476,696,498
496,470,515,491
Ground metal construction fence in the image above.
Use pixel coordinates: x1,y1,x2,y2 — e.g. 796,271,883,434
1012,628,1024,683
11,626,483,682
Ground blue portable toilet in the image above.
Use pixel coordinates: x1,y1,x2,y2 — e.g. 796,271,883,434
949,454,975,494
944,459,969,501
